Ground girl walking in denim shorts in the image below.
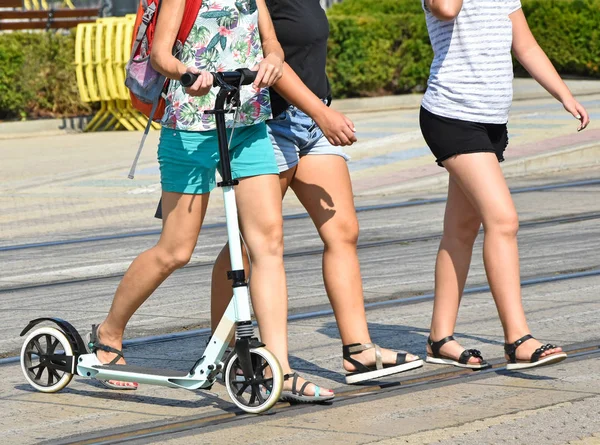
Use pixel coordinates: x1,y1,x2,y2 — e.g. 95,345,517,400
211,0,423,400
420,0,589,370
89,0,295,389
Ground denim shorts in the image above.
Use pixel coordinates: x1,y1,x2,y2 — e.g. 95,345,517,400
158,122,278,194
267,102,350,173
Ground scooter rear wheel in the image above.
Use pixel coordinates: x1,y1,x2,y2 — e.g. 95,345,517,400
224,347,283,414
21,327,74,393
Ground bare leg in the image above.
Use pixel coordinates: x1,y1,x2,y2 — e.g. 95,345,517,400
427,177,483,364
233,173,334,396
96,191,210,386
290,155,419,371
440,153,562,360
210,168,295,329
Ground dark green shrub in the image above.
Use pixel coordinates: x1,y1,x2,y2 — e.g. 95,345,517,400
327,0,600,98
327,13,432,98
328,0,424,16
519,0,600,77
0,31,90,120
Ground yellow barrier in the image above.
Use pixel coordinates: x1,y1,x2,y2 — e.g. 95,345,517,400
23,0,74,10
75,15,160,132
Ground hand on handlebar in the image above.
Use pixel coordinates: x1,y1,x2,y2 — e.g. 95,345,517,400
251,54,283,89
315,108,357,147
183,67,214,97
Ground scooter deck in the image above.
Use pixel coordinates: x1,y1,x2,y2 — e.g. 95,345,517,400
93,364,189,377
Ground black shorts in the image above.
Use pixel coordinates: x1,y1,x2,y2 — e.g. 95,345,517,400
419,106,508,167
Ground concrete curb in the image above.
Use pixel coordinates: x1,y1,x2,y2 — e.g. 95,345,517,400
332,80,600,114
0,115,91,139
357,141,600,196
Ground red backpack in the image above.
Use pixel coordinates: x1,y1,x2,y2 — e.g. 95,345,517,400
125,0,203,178
126,0,203,120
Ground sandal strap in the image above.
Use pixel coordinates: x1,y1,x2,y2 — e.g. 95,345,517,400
285,372,320,398
298,381,311,397
89,324,125,366
504,334,534,363
342,343,383,372
458,349,483,365
344,343,411,370
396,352,408,365
531,344,557,363
427,335,456,358
284,372,300,395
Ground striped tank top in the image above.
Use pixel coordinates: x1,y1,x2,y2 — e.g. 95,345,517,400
421,0,522,124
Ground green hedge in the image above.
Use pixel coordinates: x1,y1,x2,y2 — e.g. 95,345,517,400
328,0,424,16
0,31,90,120
327,13,432,98
327,0,600,98
0,0,599,119
515,0,600,77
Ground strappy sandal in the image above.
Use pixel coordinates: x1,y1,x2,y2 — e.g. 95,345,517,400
426,336,490,369
86,324,138,390
505,334,567,371
343,342,423,384
280,372,334,404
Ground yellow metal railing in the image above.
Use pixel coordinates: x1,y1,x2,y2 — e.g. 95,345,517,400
23,0,75,10
74,15,160,132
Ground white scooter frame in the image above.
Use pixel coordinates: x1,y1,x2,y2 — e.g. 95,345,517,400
20,69,284,414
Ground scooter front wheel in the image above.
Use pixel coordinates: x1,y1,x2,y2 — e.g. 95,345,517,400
224,347,283,414
21,327,74,393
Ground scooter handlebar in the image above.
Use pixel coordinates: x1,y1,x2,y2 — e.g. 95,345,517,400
180,69,257,88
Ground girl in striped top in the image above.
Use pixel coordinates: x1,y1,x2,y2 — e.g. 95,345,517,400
420,0,590,370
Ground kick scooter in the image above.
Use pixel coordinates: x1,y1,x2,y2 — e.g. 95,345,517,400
19,68,284,414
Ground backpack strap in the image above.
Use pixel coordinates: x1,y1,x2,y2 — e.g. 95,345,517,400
130,1,157,60
177,0,203,44
128,98,160,179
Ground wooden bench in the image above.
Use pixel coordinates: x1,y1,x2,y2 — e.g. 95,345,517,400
0,0,98,30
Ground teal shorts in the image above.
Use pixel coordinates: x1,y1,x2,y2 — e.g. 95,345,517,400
158,122,279,194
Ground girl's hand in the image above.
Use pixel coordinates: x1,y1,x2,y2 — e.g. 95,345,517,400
563,97,590,132
183,67,214,97
252,54,284,89
315,108,357,147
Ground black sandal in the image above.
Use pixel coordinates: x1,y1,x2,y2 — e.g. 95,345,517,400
505,334,567,370
426,336,490,369
86,324,138,390
279,372,334,404
343,342,423,384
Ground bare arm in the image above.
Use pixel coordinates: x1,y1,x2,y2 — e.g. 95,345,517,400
425,0,463,21
149,0,186,80
255,0,284,88
273,64,356,146
150,0,212,96
511,9,589,131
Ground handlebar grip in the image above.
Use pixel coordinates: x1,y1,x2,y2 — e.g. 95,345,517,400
180,69,258,89
180,72,198,88
235,68,257,86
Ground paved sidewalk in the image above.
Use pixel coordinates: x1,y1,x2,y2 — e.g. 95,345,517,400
0,78,598,247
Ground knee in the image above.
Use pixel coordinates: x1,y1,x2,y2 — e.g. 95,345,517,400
485,211,519,238
250,220,284,259
445,215,481,246
156,246,193,272
322,217,359,249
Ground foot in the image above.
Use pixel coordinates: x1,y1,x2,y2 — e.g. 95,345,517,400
506,337,563,362
94,323,138,389
426,338,483,366
282,370,334,398
344,346,419,373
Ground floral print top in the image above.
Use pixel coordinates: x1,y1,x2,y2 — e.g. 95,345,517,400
162,0,272,131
